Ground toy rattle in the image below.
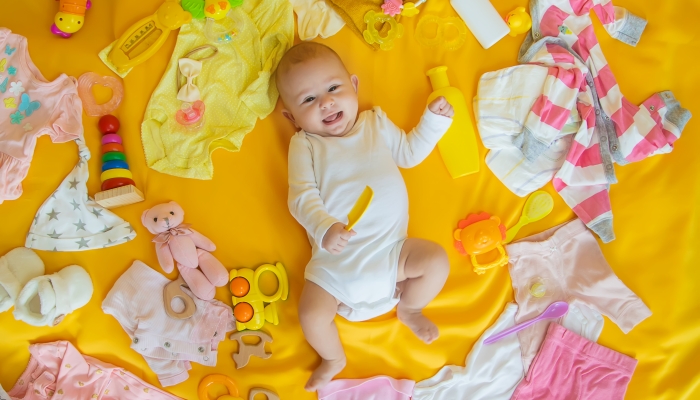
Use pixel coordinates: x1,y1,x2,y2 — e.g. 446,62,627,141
229,262,288,331
505,7,532,37
77,72,124,117
102,0,192,76
94,115,145,209
363,10,404,51
182,0,243,19
454,212,508,275
415,15,467,51
52,0,92,38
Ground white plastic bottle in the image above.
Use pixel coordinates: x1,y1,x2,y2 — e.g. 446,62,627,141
450,0,510,49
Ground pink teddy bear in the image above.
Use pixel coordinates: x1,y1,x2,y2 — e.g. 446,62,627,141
141,201,228,300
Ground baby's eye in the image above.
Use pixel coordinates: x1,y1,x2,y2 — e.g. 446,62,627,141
303,96,315,103
329,85,339,92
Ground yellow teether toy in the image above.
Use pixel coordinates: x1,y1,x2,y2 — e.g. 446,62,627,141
363,10,404,51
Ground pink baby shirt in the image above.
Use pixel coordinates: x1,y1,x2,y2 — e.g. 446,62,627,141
0,28,83,203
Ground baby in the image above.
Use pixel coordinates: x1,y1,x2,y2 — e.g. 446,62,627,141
277,42,453,391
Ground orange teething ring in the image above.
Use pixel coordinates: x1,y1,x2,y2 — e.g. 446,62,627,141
198,374,240,400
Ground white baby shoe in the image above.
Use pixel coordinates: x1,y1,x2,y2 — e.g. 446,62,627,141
13,265,93,327
0,247,45,313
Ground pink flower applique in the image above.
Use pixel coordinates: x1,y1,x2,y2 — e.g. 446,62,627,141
382,0,403,16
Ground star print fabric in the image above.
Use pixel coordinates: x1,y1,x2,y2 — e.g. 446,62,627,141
0,28,83,204
6,341,182,400
25,136,136,251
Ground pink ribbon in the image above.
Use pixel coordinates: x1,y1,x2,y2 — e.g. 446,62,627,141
152,223,193,243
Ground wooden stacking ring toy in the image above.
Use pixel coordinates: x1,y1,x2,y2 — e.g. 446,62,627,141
102,143,124,154
101,133,123,145
100,168,132,182
95,114,144,208
102,152,126,163
198,374,241,400
101,177,135,191
102,160,129,172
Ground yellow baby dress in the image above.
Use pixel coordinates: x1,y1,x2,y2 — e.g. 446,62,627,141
141,0,293,179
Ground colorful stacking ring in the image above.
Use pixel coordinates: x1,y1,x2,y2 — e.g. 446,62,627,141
100,168,132,182
101,133,123,145
102,160,129,172
101,177,135,191
102,143,125,154
102,152,126,163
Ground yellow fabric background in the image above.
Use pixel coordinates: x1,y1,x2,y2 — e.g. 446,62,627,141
0,1,698,399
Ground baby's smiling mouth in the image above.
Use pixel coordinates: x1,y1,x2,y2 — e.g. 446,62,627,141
322,111,343,125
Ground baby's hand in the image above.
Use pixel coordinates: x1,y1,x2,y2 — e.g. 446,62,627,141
322,222,357,255
428,96,454,118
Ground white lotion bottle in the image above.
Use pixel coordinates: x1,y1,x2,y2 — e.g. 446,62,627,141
450,0,510,49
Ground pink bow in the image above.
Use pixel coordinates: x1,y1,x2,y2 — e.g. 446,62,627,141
152,223,193,243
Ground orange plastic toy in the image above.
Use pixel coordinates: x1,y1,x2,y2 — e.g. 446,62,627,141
454,212,508,275
229,262,288,331
198,374,242,400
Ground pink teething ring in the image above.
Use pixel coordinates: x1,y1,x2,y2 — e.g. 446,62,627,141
77,72,124,117
101,133,123,145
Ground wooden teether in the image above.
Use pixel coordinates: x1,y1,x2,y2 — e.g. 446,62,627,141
249,388,280,400
229,330,272,369
77,72,124,117
163,275,197,319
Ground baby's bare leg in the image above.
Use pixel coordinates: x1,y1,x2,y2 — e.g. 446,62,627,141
396,238,450,344
299,280,346,392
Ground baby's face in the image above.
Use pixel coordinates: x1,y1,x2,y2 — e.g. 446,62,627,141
279,55,359,137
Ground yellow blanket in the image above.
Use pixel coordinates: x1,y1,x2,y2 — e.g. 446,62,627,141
0,0,698,399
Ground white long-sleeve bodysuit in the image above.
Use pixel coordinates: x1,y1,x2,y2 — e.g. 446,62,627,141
288,107,452,321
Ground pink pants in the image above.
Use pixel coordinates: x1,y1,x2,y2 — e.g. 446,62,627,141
7,341,181,400
511,323,637,400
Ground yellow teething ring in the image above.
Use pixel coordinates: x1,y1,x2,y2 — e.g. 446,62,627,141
415,15,442,47
100,168,132,182
441,17,467,51
363,10,404,51
255,263,288,303
198,374,241,400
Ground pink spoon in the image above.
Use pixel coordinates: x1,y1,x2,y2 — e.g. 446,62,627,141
484,301,569,345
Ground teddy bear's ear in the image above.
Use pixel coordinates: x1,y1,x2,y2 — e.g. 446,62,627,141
169,201,184,214
141,208,151,226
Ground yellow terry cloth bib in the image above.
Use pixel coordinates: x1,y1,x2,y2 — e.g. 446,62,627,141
141,0,293,179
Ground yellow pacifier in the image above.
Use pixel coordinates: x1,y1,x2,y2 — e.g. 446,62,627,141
198,375,243,400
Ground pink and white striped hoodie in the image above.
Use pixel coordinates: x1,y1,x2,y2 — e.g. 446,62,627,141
476,0,691,242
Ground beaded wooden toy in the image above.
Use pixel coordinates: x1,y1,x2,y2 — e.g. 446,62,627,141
94,115,145,208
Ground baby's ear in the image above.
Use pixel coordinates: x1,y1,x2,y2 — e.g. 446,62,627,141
350,74,359,93
281,109,299,128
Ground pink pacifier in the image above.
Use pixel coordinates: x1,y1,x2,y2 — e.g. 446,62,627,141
175,100,205,129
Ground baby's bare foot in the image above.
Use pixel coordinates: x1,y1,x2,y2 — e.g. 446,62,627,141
398,307,439,344
305,357,346,392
